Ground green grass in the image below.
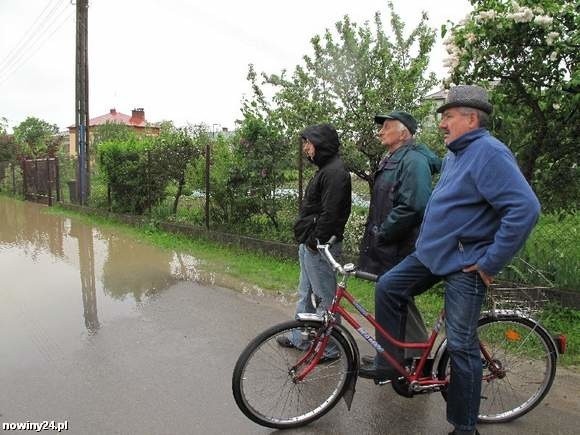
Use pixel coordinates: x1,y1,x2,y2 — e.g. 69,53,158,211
48,205,580,367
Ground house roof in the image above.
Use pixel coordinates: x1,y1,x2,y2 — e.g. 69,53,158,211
424,89,448,101
68,108,155,129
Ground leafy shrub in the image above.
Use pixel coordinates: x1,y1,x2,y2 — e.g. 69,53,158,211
99,137,168,214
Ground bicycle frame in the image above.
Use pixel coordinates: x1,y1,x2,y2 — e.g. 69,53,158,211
327,281,448,388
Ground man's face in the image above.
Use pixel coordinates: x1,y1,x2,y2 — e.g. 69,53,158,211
377,120,404,147
302,139,315,159
439,107,477,144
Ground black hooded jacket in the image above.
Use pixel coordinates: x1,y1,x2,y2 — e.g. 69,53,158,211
293,124,352,247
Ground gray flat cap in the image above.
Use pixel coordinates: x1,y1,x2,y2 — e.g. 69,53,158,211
437,85,493,114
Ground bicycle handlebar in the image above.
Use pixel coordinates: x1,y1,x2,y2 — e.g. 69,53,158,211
354,270,378,282
317,236,378,282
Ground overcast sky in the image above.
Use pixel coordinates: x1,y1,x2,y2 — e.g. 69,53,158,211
0,0,471,132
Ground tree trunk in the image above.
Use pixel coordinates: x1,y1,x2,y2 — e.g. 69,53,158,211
172,176,185,215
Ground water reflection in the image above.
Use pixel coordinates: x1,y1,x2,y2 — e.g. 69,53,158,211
70,221,100,333
101,233,175,301
0,197,198,338
0,196,273,344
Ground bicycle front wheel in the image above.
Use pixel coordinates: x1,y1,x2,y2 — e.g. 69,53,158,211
439,314,557,423
232,319,354,429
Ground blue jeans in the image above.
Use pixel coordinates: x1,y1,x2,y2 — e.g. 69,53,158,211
375,253,486,431
290,243,341,357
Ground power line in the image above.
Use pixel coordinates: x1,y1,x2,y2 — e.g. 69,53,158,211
0,0,71,78
0,6,73,87
0,0,61,70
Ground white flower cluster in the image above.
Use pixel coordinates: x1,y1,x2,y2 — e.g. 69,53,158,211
546,32,560,46
534,15,554,26
506,7,534,23
477,10,497,21
442,33,465,73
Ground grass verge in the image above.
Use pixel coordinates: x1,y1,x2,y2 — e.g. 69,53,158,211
49,205,579,368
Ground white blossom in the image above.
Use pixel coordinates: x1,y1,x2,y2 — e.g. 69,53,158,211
507,8,534,23
477,10,497,21
553,103,561,110
442,56,460,69
546,32,560,46
534,15,554,26
550,51,558,61
466,33,477,44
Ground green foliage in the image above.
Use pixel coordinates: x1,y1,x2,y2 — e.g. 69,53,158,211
243,2,439,191
13,116,59,158
91,122,136,157
0,117,7,136
230,115,293,229
0,120,16,162
152,122,201,214
98,137,167,214
517,211,580,290
539,303,580,366
443,0,579,211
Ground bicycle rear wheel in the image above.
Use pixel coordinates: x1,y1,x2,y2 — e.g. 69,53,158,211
438,314,557,423
232,319,354,429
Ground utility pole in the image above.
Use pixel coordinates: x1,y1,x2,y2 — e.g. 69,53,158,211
75,0,89,205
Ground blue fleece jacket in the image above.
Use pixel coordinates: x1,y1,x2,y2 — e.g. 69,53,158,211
415,128,540,276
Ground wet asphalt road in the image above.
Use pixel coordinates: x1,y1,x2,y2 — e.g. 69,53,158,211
0,198,579,434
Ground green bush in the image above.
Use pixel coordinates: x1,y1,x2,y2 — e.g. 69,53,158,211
98,137,167,214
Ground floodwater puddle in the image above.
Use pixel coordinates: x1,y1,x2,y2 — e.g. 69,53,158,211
0,197,276,364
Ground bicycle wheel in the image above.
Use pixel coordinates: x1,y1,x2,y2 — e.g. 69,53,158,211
232,319,355,429
438,314,557,423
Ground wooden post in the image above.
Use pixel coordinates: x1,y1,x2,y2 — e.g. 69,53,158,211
11,162,16,195
205,142,210,230
55,157,61,202
47,157,53,206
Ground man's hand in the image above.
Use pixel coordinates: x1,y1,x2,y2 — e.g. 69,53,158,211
463,264,494,287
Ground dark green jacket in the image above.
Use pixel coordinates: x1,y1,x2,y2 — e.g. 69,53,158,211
359,139,441,274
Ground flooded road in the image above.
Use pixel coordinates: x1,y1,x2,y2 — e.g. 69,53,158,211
0,196,578,434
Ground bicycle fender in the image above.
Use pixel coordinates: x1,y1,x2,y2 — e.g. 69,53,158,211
293,318,360,409
333,323,360,411
433,313,560,372
481,311,560,360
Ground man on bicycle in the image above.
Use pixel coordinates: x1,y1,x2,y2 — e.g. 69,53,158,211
359,85,541,435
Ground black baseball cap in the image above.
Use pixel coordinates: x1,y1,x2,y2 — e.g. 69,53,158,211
374,111,417,135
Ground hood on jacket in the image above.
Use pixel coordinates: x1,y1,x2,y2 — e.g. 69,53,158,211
301,124,340,167
413,143,442,175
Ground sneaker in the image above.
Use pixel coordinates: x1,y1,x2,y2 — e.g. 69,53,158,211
275,335,295,348
358,362,399,382
361,354,375,365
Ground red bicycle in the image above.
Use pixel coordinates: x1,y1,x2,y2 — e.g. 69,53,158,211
232,237,565,429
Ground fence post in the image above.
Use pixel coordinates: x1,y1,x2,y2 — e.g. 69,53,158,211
21,159,27,199
47,157,53,206
107,183,111,211
11,162,16,195
34,159,40,201
55,157,61,202
147,150,152,215
205,142,210,230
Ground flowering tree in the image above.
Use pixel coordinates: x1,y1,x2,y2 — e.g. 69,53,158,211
442,0,579,210
244,2,438,193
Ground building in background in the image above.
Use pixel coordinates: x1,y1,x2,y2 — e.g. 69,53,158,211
67,108,160,155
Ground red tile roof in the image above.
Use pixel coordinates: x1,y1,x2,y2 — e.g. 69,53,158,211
69,108,153,129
